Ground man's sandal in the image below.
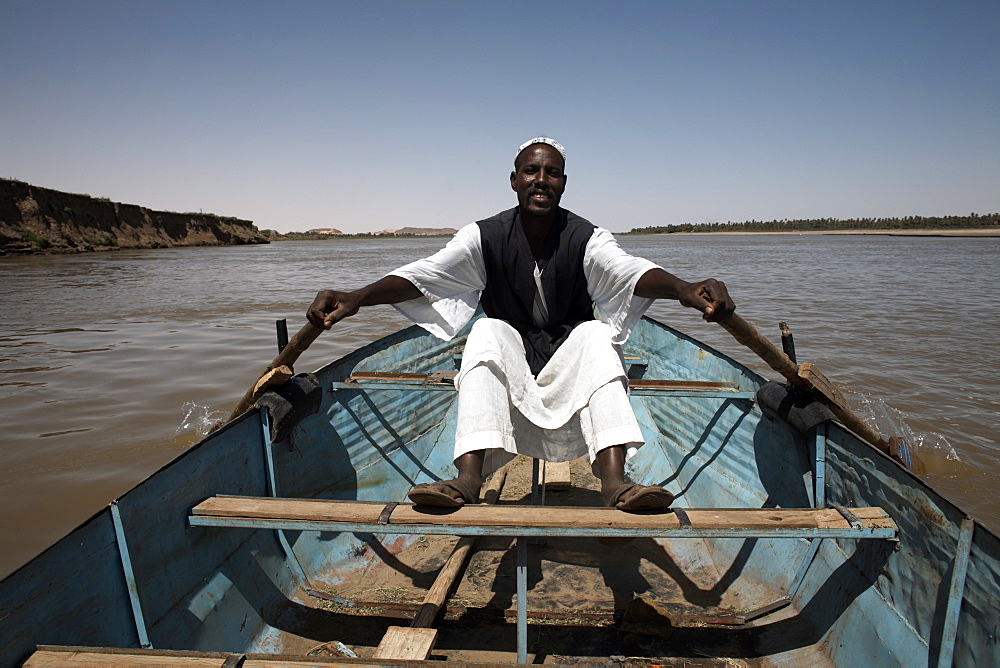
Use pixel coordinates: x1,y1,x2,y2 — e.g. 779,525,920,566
407,479,479,508
607,483,674,511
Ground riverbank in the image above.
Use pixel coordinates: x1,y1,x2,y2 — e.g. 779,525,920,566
0,179,269,254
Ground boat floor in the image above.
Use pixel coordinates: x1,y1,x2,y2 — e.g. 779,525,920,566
262,456,831,665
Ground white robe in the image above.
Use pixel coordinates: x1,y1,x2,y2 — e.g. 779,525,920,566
389,223,659,472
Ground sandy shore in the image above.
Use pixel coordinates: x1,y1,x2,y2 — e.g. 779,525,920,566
638,228,1000,237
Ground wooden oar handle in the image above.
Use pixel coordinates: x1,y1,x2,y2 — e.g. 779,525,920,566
226,322,323,423
717,313,895,462
717,313,802,383
273,321,324,368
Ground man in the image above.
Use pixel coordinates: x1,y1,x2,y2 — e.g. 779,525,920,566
307,137,734,510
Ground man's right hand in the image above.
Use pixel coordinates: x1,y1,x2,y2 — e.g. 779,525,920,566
306,277,423,331
677,278,735,322
307,289,362,330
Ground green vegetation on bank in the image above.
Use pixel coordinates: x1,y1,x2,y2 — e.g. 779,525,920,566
626,213,1000,235
261,230,453,240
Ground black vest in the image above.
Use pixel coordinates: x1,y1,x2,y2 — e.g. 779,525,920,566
477,207,596,375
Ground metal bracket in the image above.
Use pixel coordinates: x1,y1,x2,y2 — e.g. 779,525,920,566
834,505,863,530
426,370,457,385
739,596,791,624
378,502,399,525
938,518,975,668
260,408,327,600
814,424,827,509
110,501,152,649
516,536,528,664
787,537,824,601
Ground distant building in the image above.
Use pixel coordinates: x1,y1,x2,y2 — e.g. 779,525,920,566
373,227,458,236
306,228,343,235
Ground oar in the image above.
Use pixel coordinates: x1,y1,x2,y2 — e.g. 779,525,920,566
410,466,510,629
226,322,323,423
717,313,919,471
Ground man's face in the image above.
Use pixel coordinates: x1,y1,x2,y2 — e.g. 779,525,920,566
510,144,567,218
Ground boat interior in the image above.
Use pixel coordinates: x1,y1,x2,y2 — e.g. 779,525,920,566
11,317,996,667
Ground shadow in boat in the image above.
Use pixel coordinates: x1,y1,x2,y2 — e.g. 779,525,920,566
351,392,443,483
478,488,724,612
656,398,754,499
463,532,892,659
214,511,891,660
658,538,895,658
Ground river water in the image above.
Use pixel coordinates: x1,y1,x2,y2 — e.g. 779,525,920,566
1,235,998,577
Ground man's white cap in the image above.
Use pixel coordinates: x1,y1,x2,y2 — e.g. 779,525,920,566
515,137,566,162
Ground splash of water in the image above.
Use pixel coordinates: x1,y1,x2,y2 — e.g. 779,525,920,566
855,393,960,461
175,401,226,438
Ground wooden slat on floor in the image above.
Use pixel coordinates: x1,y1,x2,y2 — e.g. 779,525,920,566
371,626,438,660
189,496,897,539
541,460,572,490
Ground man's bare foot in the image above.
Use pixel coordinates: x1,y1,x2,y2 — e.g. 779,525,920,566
407,478,480,508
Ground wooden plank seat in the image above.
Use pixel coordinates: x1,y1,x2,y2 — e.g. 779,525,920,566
332,371,757,399
25,646,233,666
453,353,650,366
24,644,434,666
189,496,898,540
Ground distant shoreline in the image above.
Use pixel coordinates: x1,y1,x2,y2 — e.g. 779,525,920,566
628,228,1000,238
271,234,454,241
271,228,1000,240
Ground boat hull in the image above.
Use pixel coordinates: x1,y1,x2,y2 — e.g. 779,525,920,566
2,317,996,666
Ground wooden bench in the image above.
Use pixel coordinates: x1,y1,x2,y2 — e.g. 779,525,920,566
452,353,651,367
189,496,897,540
331,371,757,399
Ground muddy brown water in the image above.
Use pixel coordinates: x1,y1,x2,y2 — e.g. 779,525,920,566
1,235,998,579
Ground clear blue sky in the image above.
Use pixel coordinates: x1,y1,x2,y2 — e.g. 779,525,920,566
2,1,997,233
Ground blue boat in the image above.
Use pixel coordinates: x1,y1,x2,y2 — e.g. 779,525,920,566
3,315,997,666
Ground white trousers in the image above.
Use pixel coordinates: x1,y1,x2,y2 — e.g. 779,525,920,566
454,318,644,476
